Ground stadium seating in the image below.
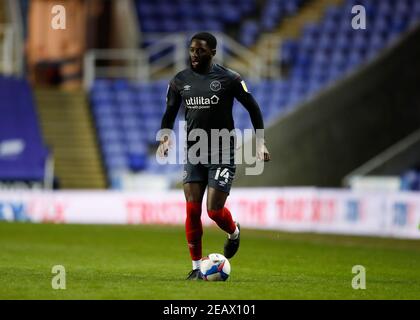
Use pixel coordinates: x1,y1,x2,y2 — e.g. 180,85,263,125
0,77,49,181
136,0,255,33
279,0,420,107
136,0,307,47
239,0,307,46
91,0,420,185
91,79,181,179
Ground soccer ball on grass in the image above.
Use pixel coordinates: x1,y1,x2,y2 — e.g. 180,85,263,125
200,253,231,281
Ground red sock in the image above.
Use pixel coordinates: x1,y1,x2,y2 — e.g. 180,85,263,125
186,202,203,261
207,207,236,234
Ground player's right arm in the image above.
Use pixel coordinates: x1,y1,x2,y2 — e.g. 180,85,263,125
158,80,182,158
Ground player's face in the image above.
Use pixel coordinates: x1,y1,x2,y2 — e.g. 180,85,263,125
189,39,215,72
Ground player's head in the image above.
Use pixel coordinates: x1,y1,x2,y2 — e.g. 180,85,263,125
189,32,217,72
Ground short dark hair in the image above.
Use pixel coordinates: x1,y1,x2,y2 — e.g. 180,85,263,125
191,32,217,50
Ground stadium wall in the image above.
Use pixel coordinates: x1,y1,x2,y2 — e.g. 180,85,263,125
234,24,420,188
0,189,419,239
344,128,420,181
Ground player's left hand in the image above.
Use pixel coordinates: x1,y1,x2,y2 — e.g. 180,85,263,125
257,143,271,162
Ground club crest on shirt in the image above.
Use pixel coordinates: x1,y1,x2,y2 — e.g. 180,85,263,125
210,81,221,92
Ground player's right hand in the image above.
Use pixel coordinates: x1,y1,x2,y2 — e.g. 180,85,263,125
157,136,171,158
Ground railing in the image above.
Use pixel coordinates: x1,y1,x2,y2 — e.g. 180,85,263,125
0,24,14,75
83,49,149,90
342,128,420,188
256,34,284,78
83,32,280,89
0,0,24,76
44,153,55,190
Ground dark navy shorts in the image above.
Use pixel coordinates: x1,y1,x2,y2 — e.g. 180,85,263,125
183,162,236,194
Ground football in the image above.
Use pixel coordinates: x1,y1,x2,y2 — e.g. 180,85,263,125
200,253,231,281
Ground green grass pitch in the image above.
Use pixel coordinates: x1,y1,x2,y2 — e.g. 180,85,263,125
0,222,419,299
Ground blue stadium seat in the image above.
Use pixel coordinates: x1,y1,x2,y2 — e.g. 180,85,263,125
96,114,119,130
105,155,127,170
317,33,334,53
202,20,223,32
321,18,339,39
239,20,259,46
352,32,370,52
100,128,122,143
324,5,343,23
92,79,112,92
221,3,241,24
300,33,317,53
347,51,364,69
0,77,49,181
197,3,218,18
91,90,114,105
335,34,352,53
303,22,321,40
103,141,125,156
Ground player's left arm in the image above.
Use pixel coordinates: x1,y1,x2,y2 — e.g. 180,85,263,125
232,76,271,162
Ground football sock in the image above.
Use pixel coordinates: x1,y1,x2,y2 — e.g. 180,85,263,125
192,260,201,270
186,202,203,261
228,226,240,240
207,207,236,235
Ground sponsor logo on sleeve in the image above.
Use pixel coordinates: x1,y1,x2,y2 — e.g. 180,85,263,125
241,80,249,93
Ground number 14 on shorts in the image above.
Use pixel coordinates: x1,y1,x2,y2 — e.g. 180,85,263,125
215,168,230,182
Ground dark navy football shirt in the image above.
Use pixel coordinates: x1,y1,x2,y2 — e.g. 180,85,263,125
161,63,264,158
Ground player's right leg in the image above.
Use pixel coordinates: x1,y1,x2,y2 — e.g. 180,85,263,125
183,164,207,280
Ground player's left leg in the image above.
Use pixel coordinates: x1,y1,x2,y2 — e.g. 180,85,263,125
206,182,240,259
